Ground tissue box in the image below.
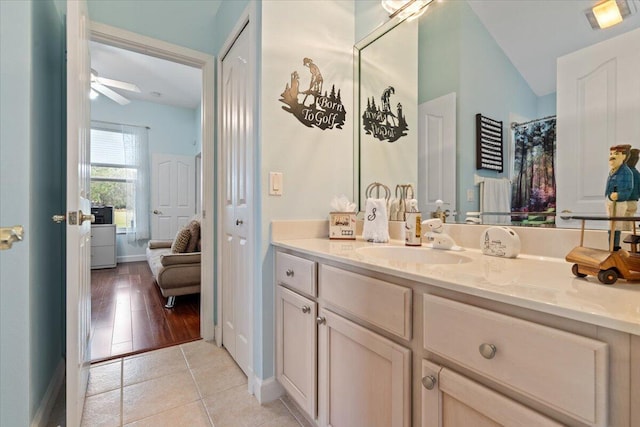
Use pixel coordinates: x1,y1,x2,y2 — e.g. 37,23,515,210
329,212,356,240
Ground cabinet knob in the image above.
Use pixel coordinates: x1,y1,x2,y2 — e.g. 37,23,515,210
301,305,311,314
421,375,437,390
316,316,326,325
479,343,497,359
285,269,294,277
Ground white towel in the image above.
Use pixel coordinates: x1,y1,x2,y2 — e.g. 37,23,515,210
482,178,511,224
362,198,390,242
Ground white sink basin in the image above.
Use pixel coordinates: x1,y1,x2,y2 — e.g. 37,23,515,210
356,246,472,265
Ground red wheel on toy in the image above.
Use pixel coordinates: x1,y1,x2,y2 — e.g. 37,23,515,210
571,264,587,278
597,269,618,285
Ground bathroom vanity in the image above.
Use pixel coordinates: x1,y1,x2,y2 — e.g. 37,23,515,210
273,228,640,427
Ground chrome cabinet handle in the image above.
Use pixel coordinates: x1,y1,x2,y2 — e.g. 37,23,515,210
301,305,311,314
285,269,294,277
421,375,437,390
479,343,497,359
316,316,326,325
0,225,24,250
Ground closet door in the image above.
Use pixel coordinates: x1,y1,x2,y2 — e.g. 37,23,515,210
220,20,253,376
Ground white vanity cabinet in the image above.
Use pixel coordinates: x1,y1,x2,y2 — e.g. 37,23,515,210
317,264,412,427
421,359,562,426
275,251,412,427
275,252,318,419
317,307,411,427
422,294,609,427
274,244,639,427
276,285,317,418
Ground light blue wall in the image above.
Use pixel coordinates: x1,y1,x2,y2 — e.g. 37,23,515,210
0,0,65,425
91,96,200,259
417,0,550,217
538,92,557,118
88,0,221,55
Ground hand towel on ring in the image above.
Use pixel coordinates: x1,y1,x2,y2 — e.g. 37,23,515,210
363,198,390,243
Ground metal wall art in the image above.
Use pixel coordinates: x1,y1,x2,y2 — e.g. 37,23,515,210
280,57,346,130
362,86,408,143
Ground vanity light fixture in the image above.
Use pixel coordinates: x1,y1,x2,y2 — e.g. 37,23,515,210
381,0,433,20
585,0,633,30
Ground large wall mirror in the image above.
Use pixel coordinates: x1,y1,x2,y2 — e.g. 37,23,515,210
355,0,640,228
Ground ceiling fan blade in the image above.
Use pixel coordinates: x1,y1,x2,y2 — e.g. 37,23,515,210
95,76,141,93
92,82,130,105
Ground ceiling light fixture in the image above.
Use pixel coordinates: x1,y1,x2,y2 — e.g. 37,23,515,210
585,0,633,30
381,0,433,20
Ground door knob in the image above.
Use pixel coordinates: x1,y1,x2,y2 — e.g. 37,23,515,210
153,210,163,215
52,214,66,223
79,210,95,224
0,225,24,250
236,219,243,225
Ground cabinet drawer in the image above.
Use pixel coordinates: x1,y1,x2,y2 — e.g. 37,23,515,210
319,265,412,340
91,225,115,246
91,245,116,268
276,252,316,296
423,294,608,426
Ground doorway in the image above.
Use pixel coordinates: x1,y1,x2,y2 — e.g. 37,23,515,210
87,23,215,361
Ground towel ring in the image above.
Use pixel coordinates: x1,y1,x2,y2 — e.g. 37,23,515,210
366,182,391,201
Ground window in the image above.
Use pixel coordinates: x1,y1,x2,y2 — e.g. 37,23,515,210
90,122,150,240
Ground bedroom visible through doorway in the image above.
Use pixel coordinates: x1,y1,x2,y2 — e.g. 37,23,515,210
89,38,204,362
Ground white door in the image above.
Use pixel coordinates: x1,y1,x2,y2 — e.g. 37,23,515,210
220,21,253,376
66,0,92,425
151,153,196,240
418,92,457,215
556,28,640,227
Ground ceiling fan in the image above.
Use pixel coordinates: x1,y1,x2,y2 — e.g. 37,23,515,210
90,69,141,105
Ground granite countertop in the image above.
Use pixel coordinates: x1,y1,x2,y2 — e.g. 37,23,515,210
272,237,640,335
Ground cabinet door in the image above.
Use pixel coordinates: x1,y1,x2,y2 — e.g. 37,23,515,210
421,360,562,427
276,285,317,419
318,309,411,427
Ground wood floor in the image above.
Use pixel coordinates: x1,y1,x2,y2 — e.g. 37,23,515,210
90,261,200,363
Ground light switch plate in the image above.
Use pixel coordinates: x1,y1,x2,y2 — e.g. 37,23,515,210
269,172,283,196
467,189,475,202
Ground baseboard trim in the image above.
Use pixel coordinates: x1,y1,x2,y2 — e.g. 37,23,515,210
31,358,65,427
254,375,284,404
117,254,146,263
214,325,222,346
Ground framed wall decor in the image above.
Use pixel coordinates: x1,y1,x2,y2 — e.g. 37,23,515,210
476,113,503,172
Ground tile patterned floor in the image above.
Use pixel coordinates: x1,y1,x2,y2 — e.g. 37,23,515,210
76,340,307,427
